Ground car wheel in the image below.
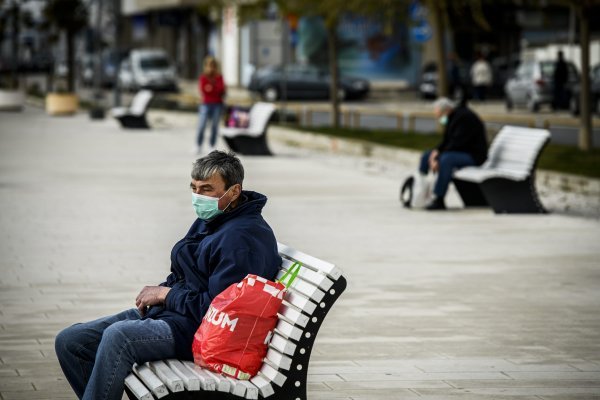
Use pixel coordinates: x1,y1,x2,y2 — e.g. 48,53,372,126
570,95,580,116
337,88,346,101
262,86,279,102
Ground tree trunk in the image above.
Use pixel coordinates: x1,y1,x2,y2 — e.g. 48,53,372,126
578,6,592,151
66,29,75,92
429,0,448,98
327,22,340,128
10,4,20,89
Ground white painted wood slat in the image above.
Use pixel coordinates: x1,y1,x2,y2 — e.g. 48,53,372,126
124,374,154,400
250,374,275,398
132,363,168,398
166,359,200,391
148,360,184,392
269,332,297,356
181,361,217,391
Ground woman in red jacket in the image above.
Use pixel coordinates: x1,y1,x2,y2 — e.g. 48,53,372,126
196,56,226,153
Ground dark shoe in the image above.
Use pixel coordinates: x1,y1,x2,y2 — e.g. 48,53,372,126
425,197,446,210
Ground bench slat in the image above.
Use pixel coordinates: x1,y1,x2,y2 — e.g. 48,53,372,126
250,374,274,398
149,360,185,392
203,369,232,392
182,361,217,391
287,277,325,303
284,290,317,314
275,319,303,341
269,332,297,356
225,376,247,397
239,380,259,399
278,243,342,280
133,363,168,398
259,362,287,387
125,374,154,400
265,348,293,370
278,304,309,328
280,259,335,291
166,359,201,391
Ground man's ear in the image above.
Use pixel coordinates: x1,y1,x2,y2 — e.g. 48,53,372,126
231,184,242,200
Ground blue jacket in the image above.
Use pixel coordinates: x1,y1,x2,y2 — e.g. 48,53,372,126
144,190,281,359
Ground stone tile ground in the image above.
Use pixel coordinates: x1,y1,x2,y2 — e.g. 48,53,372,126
0,108,599,399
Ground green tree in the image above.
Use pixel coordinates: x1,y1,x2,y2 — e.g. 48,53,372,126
44,0,88,92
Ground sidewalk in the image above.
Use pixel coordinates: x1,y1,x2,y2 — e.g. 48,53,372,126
1,107,599,399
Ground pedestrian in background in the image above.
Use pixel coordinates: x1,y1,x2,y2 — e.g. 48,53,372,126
196,56,226,154
470,53,493,101
552,50,568,111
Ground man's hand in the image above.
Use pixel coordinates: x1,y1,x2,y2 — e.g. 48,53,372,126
136,286,170,317
428,150,439,173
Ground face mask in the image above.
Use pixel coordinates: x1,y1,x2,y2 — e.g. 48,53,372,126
192,186,233,221
439,115,448,126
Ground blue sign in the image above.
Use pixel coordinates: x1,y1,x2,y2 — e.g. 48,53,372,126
411,22,431,43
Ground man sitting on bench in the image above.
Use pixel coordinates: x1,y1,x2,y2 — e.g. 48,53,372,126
55,151,282,400
419,97,488,210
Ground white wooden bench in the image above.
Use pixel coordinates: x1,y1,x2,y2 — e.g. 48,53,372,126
111,90,154,129
124,243,346,400
222,102,276,156
453,125,551,213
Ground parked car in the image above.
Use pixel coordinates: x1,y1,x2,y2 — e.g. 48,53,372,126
79,51,122,88
118,49,178,92
504,60,579,112
570,64,600,117
247,64,370,101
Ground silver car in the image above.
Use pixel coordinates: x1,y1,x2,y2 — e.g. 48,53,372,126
504,60,579,112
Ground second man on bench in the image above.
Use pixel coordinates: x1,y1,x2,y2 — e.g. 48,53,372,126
419,97,488,210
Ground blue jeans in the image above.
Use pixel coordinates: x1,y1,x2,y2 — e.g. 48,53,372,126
197,103,223,147
55,309,177,400
420,150,476,198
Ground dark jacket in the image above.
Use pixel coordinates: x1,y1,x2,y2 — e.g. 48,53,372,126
436,105,488,165
144,190,281,359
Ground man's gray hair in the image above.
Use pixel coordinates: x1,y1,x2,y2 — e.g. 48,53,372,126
192,150,244,188
432,97,456,112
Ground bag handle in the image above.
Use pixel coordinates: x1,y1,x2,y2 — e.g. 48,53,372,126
278,262,302,288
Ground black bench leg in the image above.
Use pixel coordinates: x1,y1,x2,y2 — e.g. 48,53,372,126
480,177,547,214
224,134,272,156
118,115,151,129
453,179,489,207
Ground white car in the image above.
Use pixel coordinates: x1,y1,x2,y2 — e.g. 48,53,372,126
118,49,178,92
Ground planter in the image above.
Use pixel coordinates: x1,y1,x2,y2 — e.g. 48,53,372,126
46,93,79,115
0,89,25,111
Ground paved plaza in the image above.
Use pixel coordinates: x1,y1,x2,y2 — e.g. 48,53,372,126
1,106,599,399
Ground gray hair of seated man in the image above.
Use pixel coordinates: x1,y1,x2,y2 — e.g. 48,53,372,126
432,97,456,113
192,150,244,189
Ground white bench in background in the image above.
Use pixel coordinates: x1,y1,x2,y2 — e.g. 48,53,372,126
112,90,154,129
221,102,276,156
453,125,551,213
124,243,346,400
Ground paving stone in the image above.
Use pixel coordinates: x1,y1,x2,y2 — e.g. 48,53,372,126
1,107,599,400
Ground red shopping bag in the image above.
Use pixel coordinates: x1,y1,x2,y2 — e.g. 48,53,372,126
192,265,301,379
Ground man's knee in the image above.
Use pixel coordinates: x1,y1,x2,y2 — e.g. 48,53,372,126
55,324,82,357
